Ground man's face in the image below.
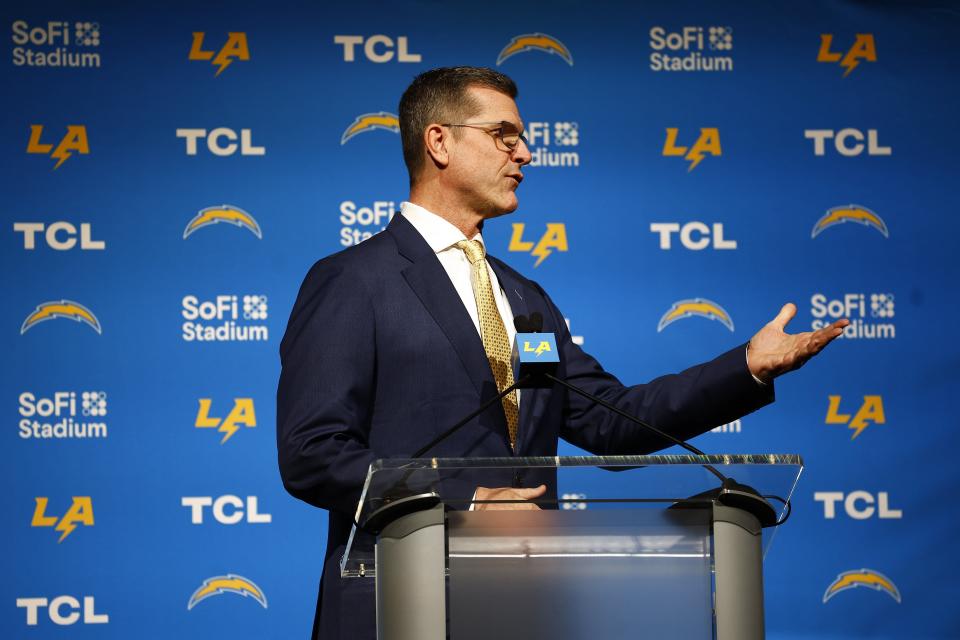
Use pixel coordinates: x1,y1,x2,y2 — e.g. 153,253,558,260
445,86,532,219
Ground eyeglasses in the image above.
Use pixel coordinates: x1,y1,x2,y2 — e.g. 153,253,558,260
441,121,528,151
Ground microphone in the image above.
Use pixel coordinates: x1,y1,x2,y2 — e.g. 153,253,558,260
381,316,778,530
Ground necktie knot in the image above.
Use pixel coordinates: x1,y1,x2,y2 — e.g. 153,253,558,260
456,239,485,264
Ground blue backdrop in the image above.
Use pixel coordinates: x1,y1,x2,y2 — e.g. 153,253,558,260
4,0,959,637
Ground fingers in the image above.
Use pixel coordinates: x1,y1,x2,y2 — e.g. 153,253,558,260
771,303,797,331
514,484,547,499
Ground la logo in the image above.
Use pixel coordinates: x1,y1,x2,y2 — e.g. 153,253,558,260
195,398,257,444
509,223,568,267
817,34,876,77
31,497,94,543
662,128,721,171
27,125,89,169
826,395,885,440
189,32,250,76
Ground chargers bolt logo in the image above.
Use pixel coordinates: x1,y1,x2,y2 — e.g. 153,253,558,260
187,574,268,610
21,300,101,335
823,569,901,604
496,33,573,66
183,205,262,239
341,112,400,145
657,298,734,332
811,205,888,238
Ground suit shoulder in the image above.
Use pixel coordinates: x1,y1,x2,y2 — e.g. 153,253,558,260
300,230,397,282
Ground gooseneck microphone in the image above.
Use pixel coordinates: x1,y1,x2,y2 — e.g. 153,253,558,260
363,314,780,533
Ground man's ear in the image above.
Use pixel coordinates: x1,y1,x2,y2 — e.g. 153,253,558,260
423,123,450,169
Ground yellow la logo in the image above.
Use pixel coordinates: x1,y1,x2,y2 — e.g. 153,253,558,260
195,398,256,444
189,32,250,76
817,34,877,77
825,395,885,440
523,341,552,356
662,128,721,171
31,497,94,543
509,223,568,267
26,125,89,170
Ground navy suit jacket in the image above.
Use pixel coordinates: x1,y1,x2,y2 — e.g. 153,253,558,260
277,213,774,639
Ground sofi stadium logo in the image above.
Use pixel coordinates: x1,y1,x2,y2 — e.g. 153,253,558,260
341,112,399,145
817,34,876,77
11,20,101,68
188,574,267,610
340,200,398,247
658,298,734,332
823,569,901,604
810,293,894,339
649,26,733,72
19,391,107,440
183,205,262,239
189,32,249,76
525,121,579,168
181,294,268,342
496,33,573,66
663,128,720,171
811,205,888,239
27,125,89,169
21,300,101,335
509,223,568,267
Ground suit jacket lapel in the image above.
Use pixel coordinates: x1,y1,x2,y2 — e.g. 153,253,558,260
388,215,494,397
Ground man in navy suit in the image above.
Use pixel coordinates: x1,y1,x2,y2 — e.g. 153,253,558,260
277,67,847,639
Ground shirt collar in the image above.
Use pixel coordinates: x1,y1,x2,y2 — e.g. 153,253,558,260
400,201,485,254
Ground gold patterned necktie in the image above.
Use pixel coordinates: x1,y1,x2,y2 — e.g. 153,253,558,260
456,239,520,448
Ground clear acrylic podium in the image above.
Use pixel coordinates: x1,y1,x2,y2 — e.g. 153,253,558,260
343,454,802,640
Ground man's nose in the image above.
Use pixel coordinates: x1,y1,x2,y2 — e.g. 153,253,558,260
512,136,532,166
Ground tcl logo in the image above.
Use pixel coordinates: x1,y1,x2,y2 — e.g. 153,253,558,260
17,596,108,626
804,129,891,156
14,222,104,250
181,495,272,524
176,128,265,156
333,35,421,62
814,491,903,520
649,222,736,250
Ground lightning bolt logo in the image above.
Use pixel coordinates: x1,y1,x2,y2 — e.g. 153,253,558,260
188,574,268,610
51,144,72,170
657,298,734,332
340,112,400,145
183,205,263,239
811,205,888,238
534,341,551,356
55,516,78,543
531,242,552,268
823,569,901,604
497,33,574,66
686,147,706,172
840,56,860,78
218,420,239,444
21,300,102,335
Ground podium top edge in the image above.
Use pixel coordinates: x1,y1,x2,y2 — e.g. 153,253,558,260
370,454,803,470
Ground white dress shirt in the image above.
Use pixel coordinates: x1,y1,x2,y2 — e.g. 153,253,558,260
401,201,518,351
